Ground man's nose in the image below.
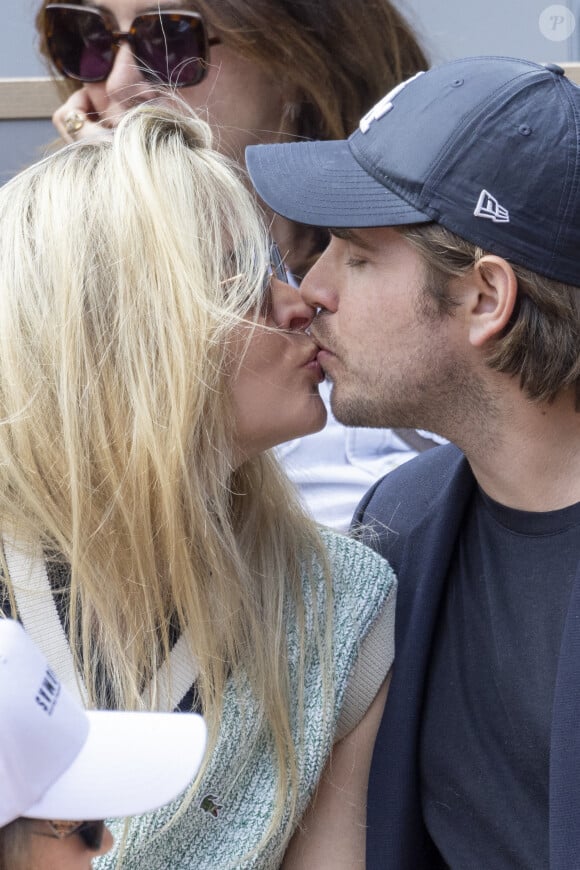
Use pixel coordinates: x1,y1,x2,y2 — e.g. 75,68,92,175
300,257,336,314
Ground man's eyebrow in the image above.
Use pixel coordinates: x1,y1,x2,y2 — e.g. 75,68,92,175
329,228,373,249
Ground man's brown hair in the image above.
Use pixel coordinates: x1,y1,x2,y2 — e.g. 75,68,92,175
400,223,580,406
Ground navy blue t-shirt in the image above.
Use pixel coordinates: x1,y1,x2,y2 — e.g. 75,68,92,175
420,488,580,869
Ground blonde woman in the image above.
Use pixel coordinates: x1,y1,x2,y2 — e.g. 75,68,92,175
0,104,396,869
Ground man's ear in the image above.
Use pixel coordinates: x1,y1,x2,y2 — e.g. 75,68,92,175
465,255,518,348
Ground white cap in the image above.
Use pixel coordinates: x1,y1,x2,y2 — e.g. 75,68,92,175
0,619,207,825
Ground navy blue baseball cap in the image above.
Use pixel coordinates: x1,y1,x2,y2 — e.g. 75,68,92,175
246,56,580,287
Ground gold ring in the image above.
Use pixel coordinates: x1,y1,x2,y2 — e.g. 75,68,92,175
64,110,86,135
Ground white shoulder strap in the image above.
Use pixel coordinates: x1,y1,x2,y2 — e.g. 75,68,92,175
3,534,88,705
4,535,198,711
142,632,199,710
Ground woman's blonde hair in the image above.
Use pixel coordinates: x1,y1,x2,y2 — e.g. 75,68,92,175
0,104,331,849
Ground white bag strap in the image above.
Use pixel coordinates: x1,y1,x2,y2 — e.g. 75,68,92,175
4,536,198,711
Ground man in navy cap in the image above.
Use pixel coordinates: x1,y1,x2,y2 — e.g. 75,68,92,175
247,57,580,869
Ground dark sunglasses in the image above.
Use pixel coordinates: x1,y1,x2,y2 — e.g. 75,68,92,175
262,241,289,294
259,242,289,314
34,818,106,851
44,4,221,87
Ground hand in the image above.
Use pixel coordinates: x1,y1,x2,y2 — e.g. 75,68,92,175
52,88,113,144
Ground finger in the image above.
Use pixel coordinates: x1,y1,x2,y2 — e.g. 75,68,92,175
52,90,104,143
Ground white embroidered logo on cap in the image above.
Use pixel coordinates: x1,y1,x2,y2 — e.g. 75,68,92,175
474,189,510,223
359,71,425,133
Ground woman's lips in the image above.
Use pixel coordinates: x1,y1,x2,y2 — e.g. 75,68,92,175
303,346,325,381
310,329,334,366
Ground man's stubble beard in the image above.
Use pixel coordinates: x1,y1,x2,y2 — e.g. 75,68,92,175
314,268,501,445
329,352,498,448
325,314,500,448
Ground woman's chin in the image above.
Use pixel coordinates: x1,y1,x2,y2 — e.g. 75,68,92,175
289,395,328,441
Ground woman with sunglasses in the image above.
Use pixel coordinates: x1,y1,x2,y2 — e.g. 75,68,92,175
0,104,396,868
0,620,206,870
1,818,112,870
34,0,431,532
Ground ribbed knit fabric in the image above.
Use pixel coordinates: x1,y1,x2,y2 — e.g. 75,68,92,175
95,531,396,870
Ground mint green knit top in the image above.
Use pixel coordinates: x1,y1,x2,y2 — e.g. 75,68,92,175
95,531,396,870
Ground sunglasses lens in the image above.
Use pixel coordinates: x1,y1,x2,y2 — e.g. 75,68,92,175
133,12,208,87
77,820,105,851
44,819,105,851
45,5,114,83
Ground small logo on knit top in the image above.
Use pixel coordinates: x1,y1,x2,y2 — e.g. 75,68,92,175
200,794,222,818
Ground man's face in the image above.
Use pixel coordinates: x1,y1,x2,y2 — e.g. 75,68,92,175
300,226,474,435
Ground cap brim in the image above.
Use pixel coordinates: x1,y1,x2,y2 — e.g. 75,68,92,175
23,711,206,820
246,139,430,228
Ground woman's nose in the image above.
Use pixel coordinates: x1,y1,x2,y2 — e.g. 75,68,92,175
104,43,155,104
269,279,314,331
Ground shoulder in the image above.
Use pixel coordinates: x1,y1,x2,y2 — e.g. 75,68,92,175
352,443,469,565
356,443,466,523
319,528,396,612
295,529,396,656
319,527,396,576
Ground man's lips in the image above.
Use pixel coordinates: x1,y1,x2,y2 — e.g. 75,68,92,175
308,328,335,374
313,341,335,367
316,348,334,371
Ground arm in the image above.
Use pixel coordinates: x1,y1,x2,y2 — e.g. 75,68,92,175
282,673,390,870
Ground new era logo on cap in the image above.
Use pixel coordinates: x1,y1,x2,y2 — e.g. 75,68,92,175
473,189,510,224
